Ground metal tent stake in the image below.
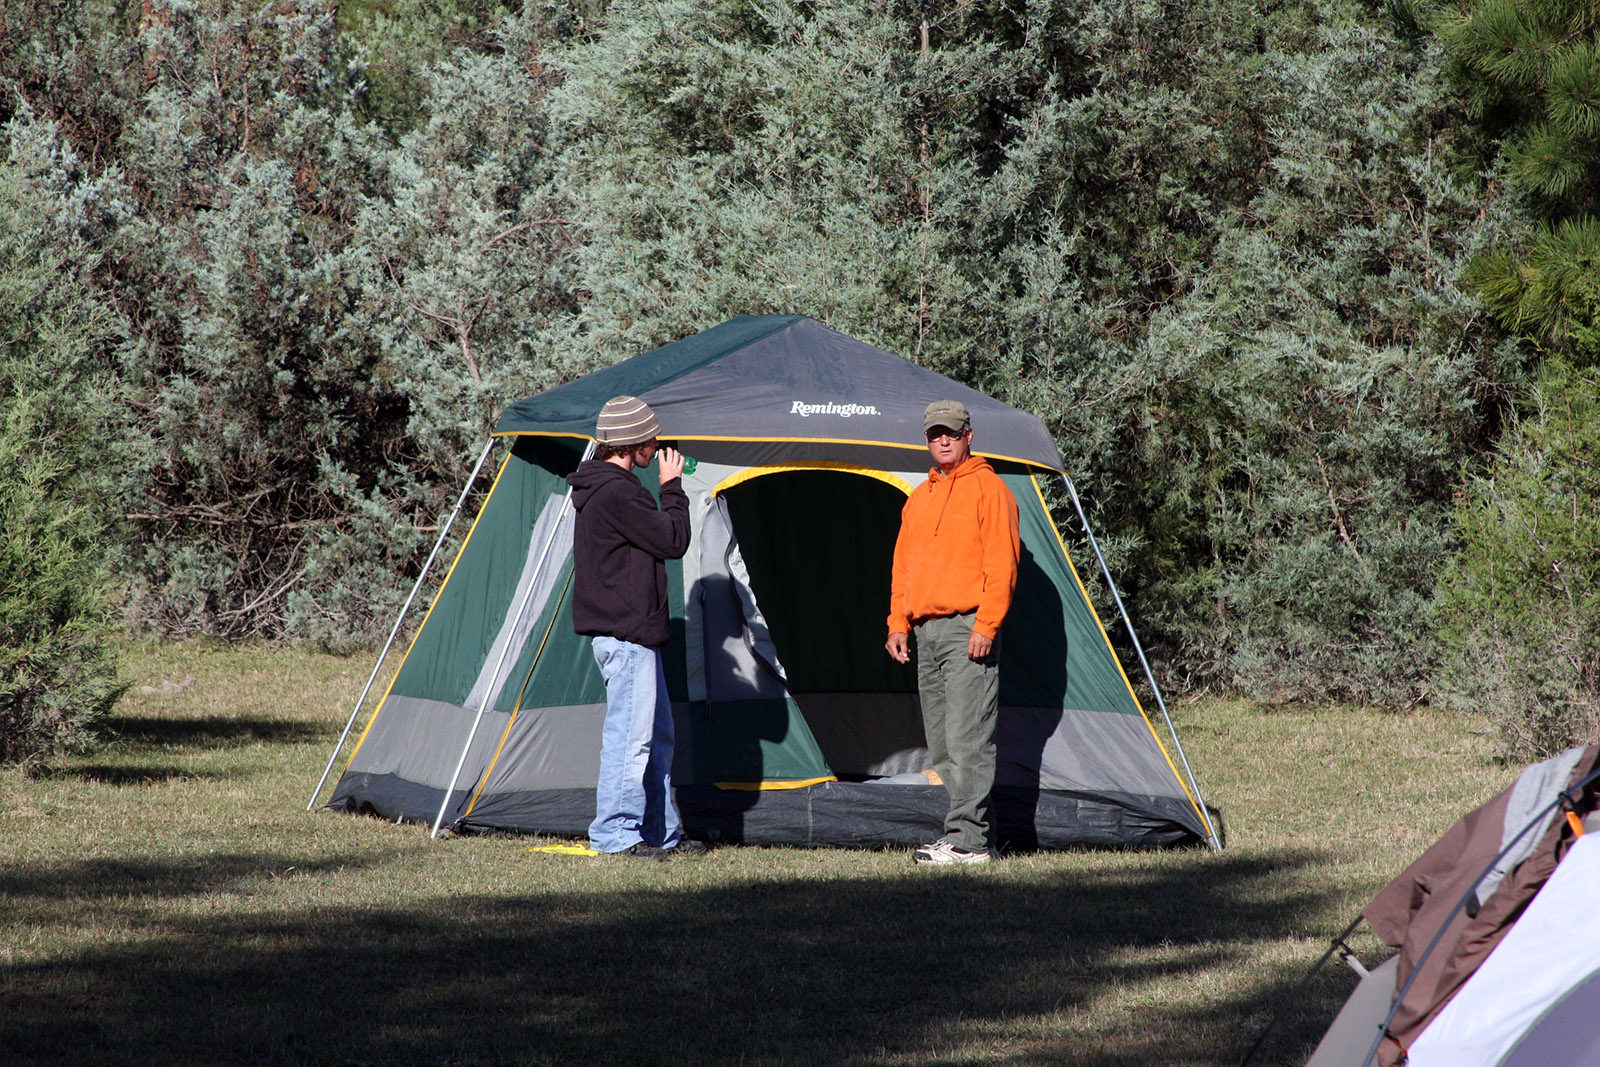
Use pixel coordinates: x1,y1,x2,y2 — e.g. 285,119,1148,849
1061,475,1222,851
429,441,594,839
306,438,497,812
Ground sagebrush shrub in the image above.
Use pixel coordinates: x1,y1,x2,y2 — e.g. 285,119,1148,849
1432,360,1600,759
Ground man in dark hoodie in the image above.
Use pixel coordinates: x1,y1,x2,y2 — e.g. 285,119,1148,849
567,395,694,861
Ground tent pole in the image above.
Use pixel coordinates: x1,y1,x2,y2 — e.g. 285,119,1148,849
1061,475,1222,851
429,440,595,839
306,438,498,812
1238,913,1365,1066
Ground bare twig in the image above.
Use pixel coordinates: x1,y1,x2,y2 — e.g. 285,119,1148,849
1314,450,1365,570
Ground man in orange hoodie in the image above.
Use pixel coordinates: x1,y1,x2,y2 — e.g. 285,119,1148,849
886,400,1020,864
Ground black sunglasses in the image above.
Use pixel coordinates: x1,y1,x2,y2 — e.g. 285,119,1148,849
925,426,968,442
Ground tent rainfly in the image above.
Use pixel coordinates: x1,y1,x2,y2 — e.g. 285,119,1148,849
1277,744,1600,1067
309,315,1218,851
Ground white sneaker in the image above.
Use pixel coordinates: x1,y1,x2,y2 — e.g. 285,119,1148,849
913,839,993,865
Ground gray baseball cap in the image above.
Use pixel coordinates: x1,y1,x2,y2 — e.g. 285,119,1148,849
922,399,971,434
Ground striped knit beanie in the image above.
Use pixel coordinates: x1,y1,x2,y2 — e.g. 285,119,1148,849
594,395,661,447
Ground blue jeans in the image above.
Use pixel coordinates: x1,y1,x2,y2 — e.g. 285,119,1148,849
588,636,682,852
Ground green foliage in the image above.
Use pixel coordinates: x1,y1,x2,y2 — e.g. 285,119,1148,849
0,0,595,650
544,0,1289,375
547,0,1517,702
1425,0,1600,210
337,0,522,134
0,0,1540,716
348,17,583,466
1419,0,1600,747
106,2,422,647
1465,216,1600,358
0,113,125,768
544,0,976,361
1415,0,1600,360
0,404,124,768
29,2,579,650
1101,21,1529,704
1433,360,1600,758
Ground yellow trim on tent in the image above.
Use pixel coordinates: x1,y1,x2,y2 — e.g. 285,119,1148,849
489,430,1062,474
489,429,597,442
462,569,575,820
1027,473,1209,826
713,776,838,791
338,446,514,774
711,462,914,497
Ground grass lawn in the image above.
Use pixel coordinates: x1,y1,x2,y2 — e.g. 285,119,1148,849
0,640,1505,1066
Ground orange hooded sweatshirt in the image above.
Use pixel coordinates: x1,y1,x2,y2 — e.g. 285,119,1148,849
886,455,1020,641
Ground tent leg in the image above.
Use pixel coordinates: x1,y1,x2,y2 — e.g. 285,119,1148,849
1239,913,1364,1066
1061,475,1222,851
305,438,498,812
429,441,595,839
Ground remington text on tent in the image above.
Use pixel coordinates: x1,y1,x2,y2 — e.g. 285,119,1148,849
790,401,881,417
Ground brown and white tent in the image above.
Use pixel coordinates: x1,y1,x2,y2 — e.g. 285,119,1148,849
1303,744,1600,1067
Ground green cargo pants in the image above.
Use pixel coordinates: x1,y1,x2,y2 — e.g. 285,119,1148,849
913,611,999,853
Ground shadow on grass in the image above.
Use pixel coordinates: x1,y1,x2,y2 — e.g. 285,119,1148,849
0,852,384,903
53,765,222,787
97,715,332,748
0,847,1352,1067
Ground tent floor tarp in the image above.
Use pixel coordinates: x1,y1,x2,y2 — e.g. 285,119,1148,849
327,776,1200,850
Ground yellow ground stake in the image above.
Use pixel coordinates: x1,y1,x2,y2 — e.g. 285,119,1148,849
528,844,599,857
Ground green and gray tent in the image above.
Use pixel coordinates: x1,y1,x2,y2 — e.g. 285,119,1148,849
314,315,1218,849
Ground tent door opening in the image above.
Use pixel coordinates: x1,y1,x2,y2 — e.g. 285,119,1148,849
715,468,925,782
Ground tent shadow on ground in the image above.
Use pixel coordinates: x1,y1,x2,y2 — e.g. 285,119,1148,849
1,847,1346,1067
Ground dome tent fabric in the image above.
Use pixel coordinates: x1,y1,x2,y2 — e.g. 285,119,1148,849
1288,745,1600,1067
1408,830,1600,1066
316,316,1215,850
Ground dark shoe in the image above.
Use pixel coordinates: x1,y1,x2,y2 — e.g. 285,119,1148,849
608,842,671,862
671,839,710,855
